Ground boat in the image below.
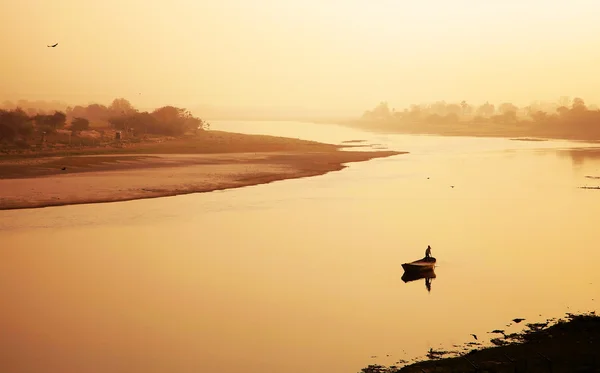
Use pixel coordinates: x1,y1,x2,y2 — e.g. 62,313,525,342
401,256,436,272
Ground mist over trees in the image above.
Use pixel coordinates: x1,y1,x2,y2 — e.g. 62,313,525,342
360,97,600,138
1,99,68,115
0,98,208,147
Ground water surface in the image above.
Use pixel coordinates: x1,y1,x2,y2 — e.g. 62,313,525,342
1,121,599,373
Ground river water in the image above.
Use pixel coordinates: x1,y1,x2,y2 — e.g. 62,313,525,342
1,121,599,373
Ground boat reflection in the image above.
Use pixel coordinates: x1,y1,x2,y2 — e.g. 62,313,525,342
401,268,436,293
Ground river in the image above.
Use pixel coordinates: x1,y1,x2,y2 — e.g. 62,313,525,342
1,121,599,373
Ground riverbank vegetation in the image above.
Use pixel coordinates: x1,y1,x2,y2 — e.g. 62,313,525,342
353,97,600,141
0,98,208,155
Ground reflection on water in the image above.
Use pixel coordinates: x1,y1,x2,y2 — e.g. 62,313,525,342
401,269,437,293
1,121,600,373
558,147,600,167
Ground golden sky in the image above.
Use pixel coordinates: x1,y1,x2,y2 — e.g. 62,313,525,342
2,0,600,114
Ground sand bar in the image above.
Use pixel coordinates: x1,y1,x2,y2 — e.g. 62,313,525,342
0,150,402,210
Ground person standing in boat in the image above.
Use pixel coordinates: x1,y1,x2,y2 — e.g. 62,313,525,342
425,245,432,259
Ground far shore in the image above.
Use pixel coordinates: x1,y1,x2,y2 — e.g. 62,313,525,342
0,131,403,210
339,120,600,143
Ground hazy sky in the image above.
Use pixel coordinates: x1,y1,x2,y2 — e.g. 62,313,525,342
2,0,600,114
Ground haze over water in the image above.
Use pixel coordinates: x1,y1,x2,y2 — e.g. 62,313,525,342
1,121,600,373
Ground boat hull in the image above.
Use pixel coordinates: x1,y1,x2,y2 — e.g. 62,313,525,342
401,257,436,272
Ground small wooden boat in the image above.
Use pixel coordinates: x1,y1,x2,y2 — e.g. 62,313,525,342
401,256,436,272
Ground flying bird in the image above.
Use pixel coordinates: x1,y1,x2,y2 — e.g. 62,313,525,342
48,43,58,47
470,334,478,340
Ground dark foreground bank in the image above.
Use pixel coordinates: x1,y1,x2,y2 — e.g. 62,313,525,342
361,313,599,373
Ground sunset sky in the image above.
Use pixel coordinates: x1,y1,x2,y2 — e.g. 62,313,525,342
2,0,600,115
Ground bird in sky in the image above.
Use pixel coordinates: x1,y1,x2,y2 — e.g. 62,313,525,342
47,43,58,48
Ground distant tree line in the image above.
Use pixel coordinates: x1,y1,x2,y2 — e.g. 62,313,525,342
0,98,208,145
361,97,600,128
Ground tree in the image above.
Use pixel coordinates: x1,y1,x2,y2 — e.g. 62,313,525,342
556,106,570,116
70,117,90,132
32,111,66,132
198,118,210,130
109,98,136,116
475,102,495,117
150,106,201,135
47,111,66,130
0,108,33,141
498,102,518,115
460,100,472,116
85,104,110,121
184,115,202,131
370,102,391,120
152,106,185,124
131,112,158,134
67,105,86,120
572,97,586,111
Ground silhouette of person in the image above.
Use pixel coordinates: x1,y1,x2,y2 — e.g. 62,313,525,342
425,245,432,259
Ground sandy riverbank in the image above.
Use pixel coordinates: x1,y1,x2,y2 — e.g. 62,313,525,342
0,131,403,210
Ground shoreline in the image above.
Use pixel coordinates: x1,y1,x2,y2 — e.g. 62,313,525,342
0,149,403,211
363,312,599,373
339,120,600,143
